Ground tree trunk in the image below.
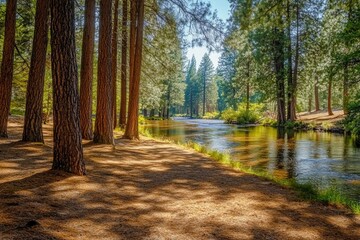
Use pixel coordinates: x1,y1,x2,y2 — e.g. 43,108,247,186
315,75,320,111
291,1,300,120
94,0,114,144
22,0,49,142
273,27,286,125
124,0,144,140
328,74,333,116
80,0,96,140
246,60,250,112
202,73,206,116
119,0,128,129
286,0,293,121
0,0,17,138
112,0,119,129
50,0,85,175
343,63,349,115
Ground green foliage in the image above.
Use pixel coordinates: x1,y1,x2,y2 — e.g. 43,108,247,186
221,103,264,124
138,115,146,125
344,94,360,144
201,111,220,119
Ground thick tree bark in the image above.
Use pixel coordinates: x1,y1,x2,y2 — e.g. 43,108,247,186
50,0,85,175
22,0,49,142
0,0,17,138
119,0,128,128
124,0,144,140
80,0,96,140
112,0,119,129
94,0,114,144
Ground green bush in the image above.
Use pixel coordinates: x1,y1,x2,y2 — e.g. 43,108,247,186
221,103,264,124
202,111,220,119
220,108,238,123
344,94,360,145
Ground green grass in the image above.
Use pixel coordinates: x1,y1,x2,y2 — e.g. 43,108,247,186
138,128,360,214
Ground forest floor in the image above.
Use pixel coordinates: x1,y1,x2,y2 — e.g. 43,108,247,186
298,110,345,124
0,116,359,240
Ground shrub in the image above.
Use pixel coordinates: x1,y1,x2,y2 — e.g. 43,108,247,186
344,94,360,145
221,103,264,124
221,108,238,123
202,111,220,119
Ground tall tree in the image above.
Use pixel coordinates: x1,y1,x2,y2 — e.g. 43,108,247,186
22,0,49,142
112,0,119,128
80,0,96,140
94,0,114,144
50,0,85,175
198,53,214,116
119,0,128,128
124,0,144,140
0,0,17,138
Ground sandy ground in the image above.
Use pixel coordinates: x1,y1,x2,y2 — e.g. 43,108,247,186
298,110,345,124
0,117,359,240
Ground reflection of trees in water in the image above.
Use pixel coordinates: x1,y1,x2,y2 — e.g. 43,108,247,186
276,128,285,170
275,128,297,179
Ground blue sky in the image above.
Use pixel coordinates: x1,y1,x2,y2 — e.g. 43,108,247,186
186,0,231,69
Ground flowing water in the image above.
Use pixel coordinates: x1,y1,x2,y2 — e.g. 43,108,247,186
144,118,360,202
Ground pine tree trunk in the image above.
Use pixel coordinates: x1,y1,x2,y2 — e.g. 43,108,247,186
80,0,96,140
328,74,333,116
203,73,206,116
124,0,144,140
314,75,320,111
286,0,293,121
273,27,286,125
22,0,49,142
343,63,349,115
119,0,128,128
291,1,300,120
50,0,85,175
94,0,114,144
112,0,119,129
0,0,17,138
246,60,250,112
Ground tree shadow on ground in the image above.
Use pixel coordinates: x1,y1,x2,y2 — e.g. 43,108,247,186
0,132,359,239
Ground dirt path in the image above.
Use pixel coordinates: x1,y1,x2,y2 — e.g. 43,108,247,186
298,110,345,124
0,118,359,239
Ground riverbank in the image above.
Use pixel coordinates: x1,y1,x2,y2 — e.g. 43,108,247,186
1,117,360,239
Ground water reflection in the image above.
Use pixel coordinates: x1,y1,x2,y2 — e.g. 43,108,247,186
144,118,360,202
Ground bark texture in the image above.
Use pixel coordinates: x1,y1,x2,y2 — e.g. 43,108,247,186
80,0,96,140
94,0,114,144
112,0,119,129
0,0,17,138
23,0,49,142
124,0,144,140
50,0,85,175
119,0,128,128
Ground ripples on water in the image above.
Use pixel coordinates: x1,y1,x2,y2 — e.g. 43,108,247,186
144,118,360,202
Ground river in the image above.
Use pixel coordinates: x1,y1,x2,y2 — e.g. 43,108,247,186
143,118,360,203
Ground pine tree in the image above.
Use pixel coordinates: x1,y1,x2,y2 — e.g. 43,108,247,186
50,0,85,175
0,0,17,138
94,0,114,144
80,0,96,140
22,0,49,142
